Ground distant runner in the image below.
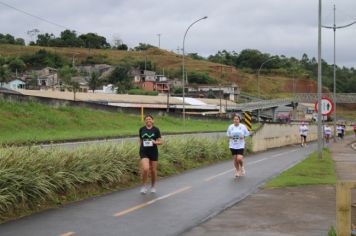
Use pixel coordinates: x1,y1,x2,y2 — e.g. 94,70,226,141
227,115,250,178
299,122,309,147
354,123,356,137
139,115,163,194
337,124,343,140
324,124,332,143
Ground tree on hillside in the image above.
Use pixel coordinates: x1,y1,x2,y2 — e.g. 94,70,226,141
79,33,110,49
58,66,79,100
0,33,25,45
60,30,84,47
0,66,11,86
21,49,68,69
8,58,26,73
235,49,270,69
107,64,133,93
36,33,55,46
134,43,156,51
117,43,128,51
88,70,100,93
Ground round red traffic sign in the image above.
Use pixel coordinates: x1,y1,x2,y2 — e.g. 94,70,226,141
314,97,334,115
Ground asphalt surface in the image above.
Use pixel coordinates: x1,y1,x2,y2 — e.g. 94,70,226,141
0,143,315,236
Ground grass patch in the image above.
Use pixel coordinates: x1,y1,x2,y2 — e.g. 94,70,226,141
265,148,336,188
0,99,233,145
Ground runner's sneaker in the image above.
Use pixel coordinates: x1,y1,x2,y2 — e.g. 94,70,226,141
150,187,156,193
235,169,240,178
140,186,148,194
241,167,246,176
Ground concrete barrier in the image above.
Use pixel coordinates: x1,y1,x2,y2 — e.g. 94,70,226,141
251,123,318,152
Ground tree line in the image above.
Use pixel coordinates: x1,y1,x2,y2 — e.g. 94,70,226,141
207,49,356,93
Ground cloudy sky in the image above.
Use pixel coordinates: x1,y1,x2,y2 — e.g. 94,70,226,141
1,0,356,67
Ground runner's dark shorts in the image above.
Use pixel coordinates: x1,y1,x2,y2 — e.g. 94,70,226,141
230,148,244,155
300,135,307,140
140,147,158,161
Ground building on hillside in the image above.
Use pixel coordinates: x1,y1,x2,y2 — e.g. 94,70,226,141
1,79,26,90
132,69,170,94
70,76,89,93
187,84,240,101
33,67,59,90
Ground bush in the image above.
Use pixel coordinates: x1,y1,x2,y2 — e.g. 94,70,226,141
128,89,159,96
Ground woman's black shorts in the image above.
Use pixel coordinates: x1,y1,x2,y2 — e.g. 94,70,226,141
230,148,244,155
140,147,158,161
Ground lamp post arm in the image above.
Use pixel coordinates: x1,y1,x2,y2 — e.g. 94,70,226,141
183,16,208,55
322,21,356,30
336,21,356,29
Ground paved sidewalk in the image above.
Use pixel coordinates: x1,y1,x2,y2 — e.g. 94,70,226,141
183,136,356,236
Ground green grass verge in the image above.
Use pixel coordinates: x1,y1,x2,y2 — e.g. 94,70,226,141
0,136,239,223
0,99,235,145
265,148,336,188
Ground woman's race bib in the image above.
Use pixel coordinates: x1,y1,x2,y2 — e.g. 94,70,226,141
143,140,153,147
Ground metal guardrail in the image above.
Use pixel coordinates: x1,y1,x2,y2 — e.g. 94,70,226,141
231,98,293,112
294,93,356,103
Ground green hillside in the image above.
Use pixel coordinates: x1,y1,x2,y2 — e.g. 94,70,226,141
0,99,229,145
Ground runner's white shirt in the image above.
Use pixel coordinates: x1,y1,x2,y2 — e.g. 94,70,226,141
324,126,332,135
336,126,343,134
299,125,308,136
226,123,250,149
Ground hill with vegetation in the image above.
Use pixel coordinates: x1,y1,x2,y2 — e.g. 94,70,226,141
0,44,325,99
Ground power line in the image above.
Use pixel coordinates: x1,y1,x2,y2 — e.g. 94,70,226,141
0,1,78,32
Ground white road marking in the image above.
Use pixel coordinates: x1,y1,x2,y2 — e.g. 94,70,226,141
114,186,192,217
204,158,268,182
271,149,298,158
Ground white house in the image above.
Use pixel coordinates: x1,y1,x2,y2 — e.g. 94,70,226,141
1,79,26,90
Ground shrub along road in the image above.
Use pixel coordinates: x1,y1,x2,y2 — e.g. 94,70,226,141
0,143,315,236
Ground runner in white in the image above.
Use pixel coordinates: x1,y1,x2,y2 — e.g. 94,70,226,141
299,122,309,147
227,115,250,178
324,124,332,143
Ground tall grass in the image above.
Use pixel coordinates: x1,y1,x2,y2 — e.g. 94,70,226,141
0,136,233,222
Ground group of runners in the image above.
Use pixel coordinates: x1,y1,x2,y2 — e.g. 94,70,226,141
138,114,249,194
300,121,355,146
139,115,355,194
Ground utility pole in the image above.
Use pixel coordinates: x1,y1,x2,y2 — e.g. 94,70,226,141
157,34,161,48
322,4,356,142
317,0,323,159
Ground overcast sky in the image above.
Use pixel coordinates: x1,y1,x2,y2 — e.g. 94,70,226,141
1,0,356,67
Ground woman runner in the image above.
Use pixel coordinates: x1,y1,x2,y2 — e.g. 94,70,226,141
227,115,250,178
139,115,163,194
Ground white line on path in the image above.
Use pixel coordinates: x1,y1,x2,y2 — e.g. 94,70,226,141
271,149,298,158
114,186,192,217
204,158,268,182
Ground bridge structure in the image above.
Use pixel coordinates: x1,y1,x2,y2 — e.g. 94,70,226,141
293,93,356,103
227,93,356,121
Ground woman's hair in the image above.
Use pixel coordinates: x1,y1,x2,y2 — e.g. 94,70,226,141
233,115,241,120
144,114,154,120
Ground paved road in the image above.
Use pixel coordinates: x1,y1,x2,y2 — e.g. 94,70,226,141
0,143,315,236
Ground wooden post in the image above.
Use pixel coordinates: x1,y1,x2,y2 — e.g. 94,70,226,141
336,181,356,236
141,105,144,122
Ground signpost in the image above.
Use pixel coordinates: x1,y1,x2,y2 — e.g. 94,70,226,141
315,97,334,116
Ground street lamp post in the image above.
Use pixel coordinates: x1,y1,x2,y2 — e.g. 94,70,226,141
182,16,207,126
257,57,276,121
317,0,322,159
322,4,356,142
